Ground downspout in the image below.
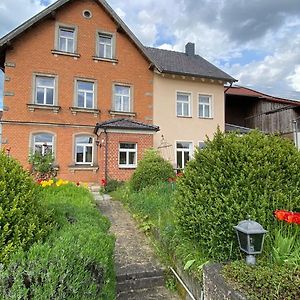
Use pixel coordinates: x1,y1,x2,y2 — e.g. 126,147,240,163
104,129,108,183
224,82,233,94
292,120,298,149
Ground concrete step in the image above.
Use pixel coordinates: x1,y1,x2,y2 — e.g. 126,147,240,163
117,286,179,300
117,269,165,293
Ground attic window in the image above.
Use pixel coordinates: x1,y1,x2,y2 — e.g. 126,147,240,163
83,10,92,19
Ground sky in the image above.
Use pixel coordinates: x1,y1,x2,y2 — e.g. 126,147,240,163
1,0,300,105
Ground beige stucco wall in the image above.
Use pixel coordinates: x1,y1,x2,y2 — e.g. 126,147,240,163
153,73,225,166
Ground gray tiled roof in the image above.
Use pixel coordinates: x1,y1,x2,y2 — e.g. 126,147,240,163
145,47,236,82
95,118,159,132
225,123,252,134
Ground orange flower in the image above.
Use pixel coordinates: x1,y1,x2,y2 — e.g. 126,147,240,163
275,210,288,221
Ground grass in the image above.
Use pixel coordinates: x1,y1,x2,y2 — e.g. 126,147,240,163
0,184,115,300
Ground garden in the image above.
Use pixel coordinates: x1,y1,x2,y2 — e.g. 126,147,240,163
113,130,300,300
0,151,115,299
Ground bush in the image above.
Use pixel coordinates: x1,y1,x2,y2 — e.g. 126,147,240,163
0,151,53,264
0,185,115,299
130,149,175,191
29,151,56,181
104,178,124,193
223,261,300,300
175,130,300,261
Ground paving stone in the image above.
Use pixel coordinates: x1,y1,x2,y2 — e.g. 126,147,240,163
93,193,181,299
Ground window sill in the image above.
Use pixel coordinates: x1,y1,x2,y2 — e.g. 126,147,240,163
68,165,99,173
119,165,136,169
177,115,192,119
198,116,214,120
109,110,136,117
69,107,100,117
27,104,61,113
92,56,118,64
51,50,81,58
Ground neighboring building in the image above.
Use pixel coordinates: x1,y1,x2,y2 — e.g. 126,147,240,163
225,86,300,146
147,43,236,169
0,0,236,183
0,0,158,183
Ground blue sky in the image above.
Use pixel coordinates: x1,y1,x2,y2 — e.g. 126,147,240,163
1,0,300,107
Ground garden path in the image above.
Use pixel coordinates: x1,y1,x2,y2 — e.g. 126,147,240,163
93,192,180,300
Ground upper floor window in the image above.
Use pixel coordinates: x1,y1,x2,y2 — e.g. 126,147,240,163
76,80,95,109
113,85,131,112
32,133,54,155
75,135,94,164
58,27,76,53
176,92,191,117
198,141,206,150
198,95,212,118
97,32,114,59
35,76,55,105
176,141,193,170
119,143,137,168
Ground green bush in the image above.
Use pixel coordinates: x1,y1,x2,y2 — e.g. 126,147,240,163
175,130,300,261
0,185,115,299
0,151,53,264
130,149,175,191
223,261,300,300
104,178,124,193
29,151,56,181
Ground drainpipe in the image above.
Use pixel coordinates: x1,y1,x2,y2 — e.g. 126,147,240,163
104,129,108,182
224,82,233,94
292,120,298,149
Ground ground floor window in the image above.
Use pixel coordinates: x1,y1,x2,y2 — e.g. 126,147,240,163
32,133,54,155
176,141,193,169
119,143,137,168
75,135,94,164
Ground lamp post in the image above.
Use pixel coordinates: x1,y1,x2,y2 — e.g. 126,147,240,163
234,218,267,265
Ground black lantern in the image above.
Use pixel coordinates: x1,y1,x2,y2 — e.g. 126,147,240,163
234,219,267,265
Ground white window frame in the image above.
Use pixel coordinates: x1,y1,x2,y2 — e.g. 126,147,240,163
96,31,116,59
58,27,75,53
176,91,192,117
75,79,95,109
32,133,54,155
75,135,94,165
119,143,137,168
176,141,193,170
198,94,213,118
113,84,132,112
34,75,56,106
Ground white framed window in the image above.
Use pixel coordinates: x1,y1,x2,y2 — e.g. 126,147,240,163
32,133,54,155
75,80,95,109
58,27,75,53
119,143,137,168
198,95,212,118
176,141,193,169
35,75,55,105
75,136,94,165
176,92,191,117
98,33,113,59
114,85,131,112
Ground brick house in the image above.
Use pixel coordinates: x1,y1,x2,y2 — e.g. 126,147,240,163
0,0,159,184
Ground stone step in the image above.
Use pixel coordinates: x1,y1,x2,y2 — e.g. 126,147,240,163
117,286,179,300
117,270,165,293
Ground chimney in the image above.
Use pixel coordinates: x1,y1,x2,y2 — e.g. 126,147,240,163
185,42,195,56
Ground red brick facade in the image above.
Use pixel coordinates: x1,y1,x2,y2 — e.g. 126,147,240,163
1,0,155,184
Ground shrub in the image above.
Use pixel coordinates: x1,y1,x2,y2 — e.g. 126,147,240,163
223,261,300,300
175,130,300,261
130,149,175,191
104,178,124,193
0,185,115,299
29,151,56,181
0,151,53,264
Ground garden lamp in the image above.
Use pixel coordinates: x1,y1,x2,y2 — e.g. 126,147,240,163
234,218,267,265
